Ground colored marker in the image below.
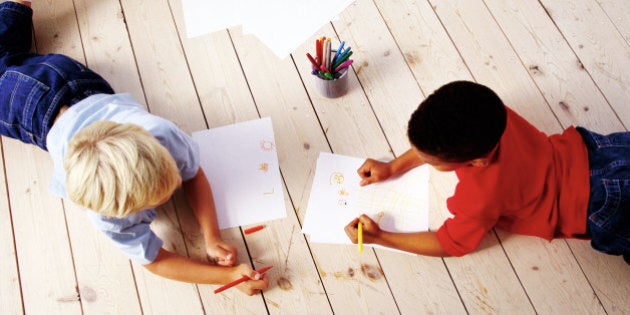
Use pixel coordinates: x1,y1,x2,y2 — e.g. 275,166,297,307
213,266,273,294
333,51,353,69
358,222,363,253
306,53,318,70
334,59,353,73
332,41,345,65
244,225,265,235
320,63,330,72
325,38,332,71
317,38,323,66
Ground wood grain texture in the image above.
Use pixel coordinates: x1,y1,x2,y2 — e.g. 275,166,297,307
1,0,627,313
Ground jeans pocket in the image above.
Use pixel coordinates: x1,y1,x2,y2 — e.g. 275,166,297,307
0,70,49,143
589,178,630,240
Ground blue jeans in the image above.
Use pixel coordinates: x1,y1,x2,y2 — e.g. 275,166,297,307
0,2,113,150
577,127,630,264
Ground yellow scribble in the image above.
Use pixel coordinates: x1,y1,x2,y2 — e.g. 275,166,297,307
329,172,344,185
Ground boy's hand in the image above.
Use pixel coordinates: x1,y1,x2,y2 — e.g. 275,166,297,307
344,214,381,244
357,159,392,186
231,264,270,295
206,240,237,266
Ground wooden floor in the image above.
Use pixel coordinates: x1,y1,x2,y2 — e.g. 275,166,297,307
1,0,629,314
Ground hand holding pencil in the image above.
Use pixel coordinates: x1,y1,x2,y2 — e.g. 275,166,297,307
214,264,271,295
344,214,381,251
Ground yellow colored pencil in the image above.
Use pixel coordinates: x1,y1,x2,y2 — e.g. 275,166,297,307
358,222,363,253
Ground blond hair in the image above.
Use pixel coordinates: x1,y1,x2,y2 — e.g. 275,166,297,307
65,121,181,217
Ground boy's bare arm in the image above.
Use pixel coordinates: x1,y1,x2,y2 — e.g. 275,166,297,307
144,248,269,295
345,214,449,257
182,168,236,266
358,149,424,186
389,148,425,175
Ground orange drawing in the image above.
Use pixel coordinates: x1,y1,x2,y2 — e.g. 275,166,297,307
259,162,269,172
260,140,275,151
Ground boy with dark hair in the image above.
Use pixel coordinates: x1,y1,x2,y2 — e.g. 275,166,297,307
345,80,630,264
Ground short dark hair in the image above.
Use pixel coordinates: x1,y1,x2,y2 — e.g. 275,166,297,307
407,81,507,162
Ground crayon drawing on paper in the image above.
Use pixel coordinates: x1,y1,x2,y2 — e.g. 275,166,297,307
302,152,429,251
192,117,286,229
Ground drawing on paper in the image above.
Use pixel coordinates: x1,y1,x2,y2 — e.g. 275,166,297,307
348,184,424,231
302,152,429,248
258,163,269,172
329,172,344,185
191,117,287,230
260,140,275,151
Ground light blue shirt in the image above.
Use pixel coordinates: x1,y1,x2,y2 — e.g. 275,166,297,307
47,93,200,264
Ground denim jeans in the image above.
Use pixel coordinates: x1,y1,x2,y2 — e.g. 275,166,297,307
577,127,630,264
0,1,113,150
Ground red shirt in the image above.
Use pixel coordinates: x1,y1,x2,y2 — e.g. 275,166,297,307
436,107,590,256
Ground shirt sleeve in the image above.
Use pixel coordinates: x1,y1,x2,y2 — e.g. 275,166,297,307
436,214,497,257
147,117,200,181
86,209,163,265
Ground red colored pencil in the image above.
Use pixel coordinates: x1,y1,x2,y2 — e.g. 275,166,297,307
213,266,273,294
315,39,321,66
306,53,318,70
244,225,265,235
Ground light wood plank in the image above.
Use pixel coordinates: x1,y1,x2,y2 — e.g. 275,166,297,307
228,27,399,314
566,239,630,315
336,0,423,155
73,0,145,102
0,139,23,314
4,0,630,313
485,0,624,134
4,139,80,314
540,0,630,129
374,0,472,94
595,0,630,46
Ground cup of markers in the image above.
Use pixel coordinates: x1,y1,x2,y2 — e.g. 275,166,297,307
307,36,353,98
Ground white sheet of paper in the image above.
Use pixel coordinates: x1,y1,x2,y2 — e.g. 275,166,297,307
181,0,355,58
191,117,286,229
302,152,429,250
181,0,244,37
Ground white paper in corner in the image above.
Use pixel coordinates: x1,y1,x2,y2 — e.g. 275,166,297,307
192,117,286,229
181,0,355,58
302,152,429,251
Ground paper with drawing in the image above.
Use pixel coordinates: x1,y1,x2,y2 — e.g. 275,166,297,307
302,152,429,250
192,118,286,229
